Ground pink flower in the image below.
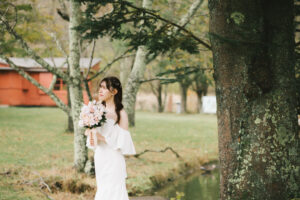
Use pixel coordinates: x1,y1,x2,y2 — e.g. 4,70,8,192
89,106,95,113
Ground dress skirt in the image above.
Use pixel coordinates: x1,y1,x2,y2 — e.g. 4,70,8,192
94,144,129,200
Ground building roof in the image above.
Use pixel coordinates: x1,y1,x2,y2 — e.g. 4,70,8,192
0,57,101,71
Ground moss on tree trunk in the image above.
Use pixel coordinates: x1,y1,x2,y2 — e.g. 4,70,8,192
68,0,87,172
209,0,300,199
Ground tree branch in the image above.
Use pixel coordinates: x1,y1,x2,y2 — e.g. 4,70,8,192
139,77,176,83
83,39,96,101
57,0,69,22
85,39,96,79
48,74,57,92
50,32,68,57
121,1,211,50
174,0,204,34
0,17,72,84
134,147,181,158
87,47,135,82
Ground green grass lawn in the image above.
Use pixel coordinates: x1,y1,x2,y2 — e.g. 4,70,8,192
0,107,218,199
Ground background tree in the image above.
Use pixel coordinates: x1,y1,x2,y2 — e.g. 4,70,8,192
190,67,213,113
144,58,170,112
67,0,88,172
123,0,154,126
76,0,209,125
0,0,64,57
0,0,91,172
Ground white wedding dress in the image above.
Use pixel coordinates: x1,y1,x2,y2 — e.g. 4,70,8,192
86,118,136,200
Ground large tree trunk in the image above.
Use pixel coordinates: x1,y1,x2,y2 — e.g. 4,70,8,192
68,0,87,172
123,0,153,127
209,0,300,199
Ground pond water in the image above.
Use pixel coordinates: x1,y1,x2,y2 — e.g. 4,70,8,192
154,167,220,200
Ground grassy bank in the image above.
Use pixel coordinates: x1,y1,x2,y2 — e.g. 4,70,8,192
0,107,218,199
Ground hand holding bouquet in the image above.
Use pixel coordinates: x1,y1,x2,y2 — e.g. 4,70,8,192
78,100,107,148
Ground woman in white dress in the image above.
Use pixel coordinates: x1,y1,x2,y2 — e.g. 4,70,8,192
85,76,136,200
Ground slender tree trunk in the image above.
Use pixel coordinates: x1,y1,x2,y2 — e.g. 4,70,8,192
123,0,153,127
209,0,300,199
174,0,204,33
68,0,87,172
179,83,188,113
157,83,163,112
196,90,203,113
120,56,134,89
194,78,208,113
123,0,202,125
163,84,168,112
67,84,74,132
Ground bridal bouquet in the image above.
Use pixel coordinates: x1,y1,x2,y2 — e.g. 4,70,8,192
78,100,107,148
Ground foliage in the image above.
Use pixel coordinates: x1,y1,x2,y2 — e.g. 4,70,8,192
170,191,185,200
0,0,65,57
75,0,201,59
156,65,199,84
145,0,213,93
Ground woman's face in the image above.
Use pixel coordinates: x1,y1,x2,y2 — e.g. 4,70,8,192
98,81,116,101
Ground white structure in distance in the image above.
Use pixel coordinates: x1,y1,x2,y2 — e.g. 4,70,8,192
202,96,216,114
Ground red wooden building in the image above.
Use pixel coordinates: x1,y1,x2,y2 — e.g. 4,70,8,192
0,57,101,106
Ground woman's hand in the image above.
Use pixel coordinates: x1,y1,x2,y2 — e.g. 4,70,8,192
86,128,106,146
84,129,90,136
89,131,95,146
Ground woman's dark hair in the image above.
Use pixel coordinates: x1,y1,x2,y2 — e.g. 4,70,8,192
98,76,124,125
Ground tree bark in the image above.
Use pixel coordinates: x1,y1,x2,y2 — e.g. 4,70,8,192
196,90,203,113
194,75,208,113
151,81,167,113
67,83,74,132
157,83,163,112
120,55,134,89
209,0,300,199
123,0,153,127
173,0,204,34
68,0,87,172
179,82,188,113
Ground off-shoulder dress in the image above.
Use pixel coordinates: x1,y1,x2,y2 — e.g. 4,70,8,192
86,118,136,200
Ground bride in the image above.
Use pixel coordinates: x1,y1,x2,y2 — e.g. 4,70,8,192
85,76,136,200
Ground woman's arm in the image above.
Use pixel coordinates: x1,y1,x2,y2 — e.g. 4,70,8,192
119,109,129,130
120,109,135,158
